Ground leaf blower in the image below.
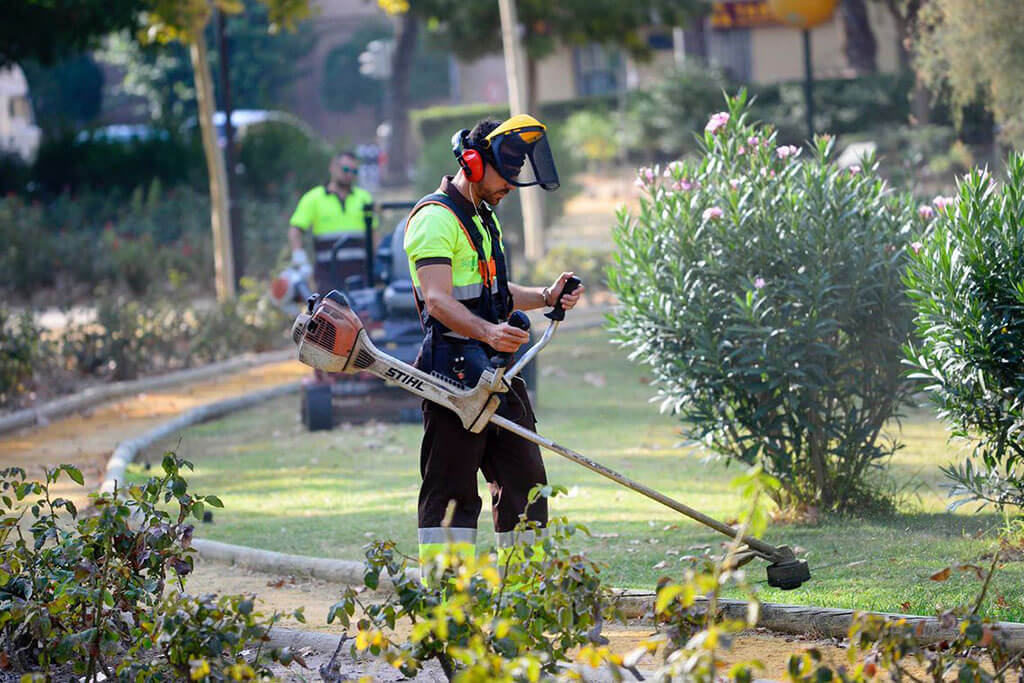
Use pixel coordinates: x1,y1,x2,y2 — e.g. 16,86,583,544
270,262,313,311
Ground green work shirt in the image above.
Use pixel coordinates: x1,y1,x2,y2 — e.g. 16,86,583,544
289,185,374,242
404,203,503,303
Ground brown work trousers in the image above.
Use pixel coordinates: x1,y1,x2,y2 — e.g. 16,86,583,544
418,377,548,534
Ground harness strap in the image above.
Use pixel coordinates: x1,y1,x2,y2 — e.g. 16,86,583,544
405,191,512,334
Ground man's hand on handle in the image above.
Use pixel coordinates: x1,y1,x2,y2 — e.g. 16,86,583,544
547,271,584,311
487,322,530,354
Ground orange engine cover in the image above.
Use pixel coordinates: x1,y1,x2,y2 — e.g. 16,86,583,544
307,296,364,359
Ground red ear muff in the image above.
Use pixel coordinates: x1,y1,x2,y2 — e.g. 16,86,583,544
461,149,484,183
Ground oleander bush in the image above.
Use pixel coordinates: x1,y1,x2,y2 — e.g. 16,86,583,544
0,455,303,680
610,93,922,514
904,155,1024,512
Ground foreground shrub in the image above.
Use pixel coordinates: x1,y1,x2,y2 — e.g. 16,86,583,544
610,93,920,513
905,156,1024,512
330,477,1017,682
327,487,616,681
0,455,301,679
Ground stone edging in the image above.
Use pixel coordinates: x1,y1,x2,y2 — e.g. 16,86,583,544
0,349,295,436
101,382,300,494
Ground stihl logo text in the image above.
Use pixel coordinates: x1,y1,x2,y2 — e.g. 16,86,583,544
386,367,426,391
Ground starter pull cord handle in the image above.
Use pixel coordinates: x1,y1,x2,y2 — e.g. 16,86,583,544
491,310,531,369
545,276,583,321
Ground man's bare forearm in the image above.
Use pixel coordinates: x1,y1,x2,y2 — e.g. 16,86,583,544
509,282,547,311
424,290,495,342
288,226,304,251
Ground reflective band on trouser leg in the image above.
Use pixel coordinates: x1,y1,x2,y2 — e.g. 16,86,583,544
494,528,548,576
418,527,477,585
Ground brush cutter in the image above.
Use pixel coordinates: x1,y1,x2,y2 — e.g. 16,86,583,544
289,279,811,589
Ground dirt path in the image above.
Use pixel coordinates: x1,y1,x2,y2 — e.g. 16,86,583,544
0,360,307,510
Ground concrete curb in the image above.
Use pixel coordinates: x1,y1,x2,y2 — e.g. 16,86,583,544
610,591,1024,652
101,382,301,494
0,348,295,436
192,538,419,588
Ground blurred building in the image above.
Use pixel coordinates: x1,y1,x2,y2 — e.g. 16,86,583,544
0,65,42,161
452,1,901,107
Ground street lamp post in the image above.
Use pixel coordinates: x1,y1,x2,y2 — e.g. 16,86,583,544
767,0,838,140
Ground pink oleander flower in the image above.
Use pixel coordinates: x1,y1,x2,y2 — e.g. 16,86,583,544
759,168,777,179
729,178,741,189
705,112,729,135
776,145,800,160
910,241,923,254
670,178,695,193
663,160,685,177
848,165,861,175
747,135,760,147
933,195,955,211
918,205,935,219
702,206,724,221
737,146,746,155
754,277,766,289
635,167,656,188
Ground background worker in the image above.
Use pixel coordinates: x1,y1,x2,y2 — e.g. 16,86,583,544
288,151,375,293
403,115,583,571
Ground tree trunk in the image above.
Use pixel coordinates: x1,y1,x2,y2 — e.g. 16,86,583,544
190,30,235,300
839,0,877,74
386,12,418,186
883,0,929,124
526,55,539,116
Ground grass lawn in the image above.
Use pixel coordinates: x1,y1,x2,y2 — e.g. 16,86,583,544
130,328,1024,622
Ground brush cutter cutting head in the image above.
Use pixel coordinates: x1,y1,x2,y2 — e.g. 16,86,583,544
291,290,367,374
764,546,811,589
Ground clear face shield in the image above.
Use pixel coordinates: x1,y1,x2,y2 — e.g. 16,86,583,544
484,115,560,191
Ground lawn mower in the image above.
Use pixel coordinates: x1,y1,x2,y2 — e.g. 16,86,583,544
289,279,811,590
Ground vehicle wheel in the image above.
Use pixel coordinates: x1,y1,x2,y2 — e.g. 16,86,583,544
302,383,334,431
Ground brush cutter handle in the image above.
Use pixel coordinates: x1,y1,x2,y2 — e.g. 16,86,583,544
490,310,531,368
545,276,582,321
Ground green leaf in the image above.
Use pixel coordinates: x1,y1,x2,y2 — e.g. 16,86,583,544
204,495,224,508
62,465,84,486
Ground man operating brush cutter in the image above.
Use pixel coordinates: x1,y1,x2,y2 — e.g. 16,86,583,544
290,115,810,590
403,115,581,573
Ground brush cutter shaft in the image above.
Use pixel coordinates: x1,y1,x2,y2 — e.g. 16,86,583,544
488,415,779,560
291,290,801,574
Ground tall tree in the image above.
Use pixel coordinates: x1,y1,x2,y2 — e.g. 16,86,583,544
915,0,1024,148
839,0,877,74
871,0,928,123
1,0,145,67
142,0,311,301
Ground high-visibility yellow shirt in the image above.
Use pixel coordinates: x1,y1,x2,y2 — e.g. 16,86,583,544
289,185,374,240
404,203,502,303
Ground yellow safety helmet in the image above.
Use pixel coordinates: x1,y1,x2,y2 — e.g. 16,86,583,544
451,114,560,192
